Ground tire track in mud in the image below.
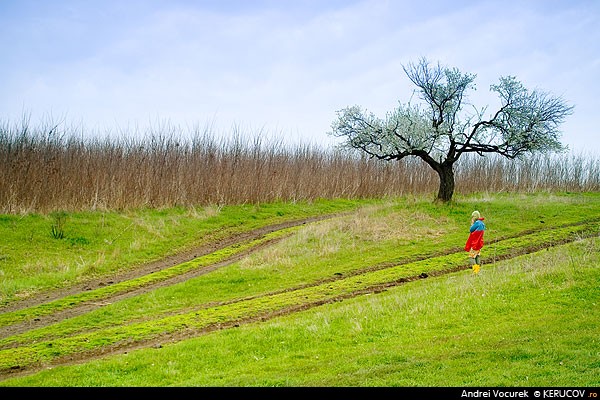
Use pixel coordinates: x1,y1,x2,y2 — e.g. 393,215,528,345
0,217,598,380
0,213,345,339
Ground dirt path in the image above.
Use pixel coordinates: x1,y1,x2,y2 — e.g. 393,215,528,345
0,216,597,380
0,213,345,339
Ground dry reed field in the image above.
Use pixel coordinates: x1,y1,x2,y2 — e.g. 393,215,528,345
1,117,599,214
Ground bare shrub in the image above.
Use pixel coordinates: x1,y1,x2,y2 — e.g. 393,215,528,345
0,117,598,214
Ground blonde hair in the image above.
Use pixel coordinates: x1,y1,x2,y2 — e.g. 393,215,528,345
471,210,481,219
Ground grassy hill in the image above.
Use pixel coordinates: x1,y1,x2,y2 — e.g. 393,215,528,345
0,193,598,386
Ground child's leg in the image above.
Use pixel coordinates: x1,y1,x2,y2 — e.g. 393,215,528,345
469,250,477,265
472,250,481,274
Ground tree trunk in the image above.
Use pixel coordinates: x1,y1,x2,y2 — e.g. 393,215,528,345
435,162,455,203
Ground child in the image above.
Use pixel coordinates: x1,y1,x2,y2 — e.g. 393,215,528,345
465,210,485,274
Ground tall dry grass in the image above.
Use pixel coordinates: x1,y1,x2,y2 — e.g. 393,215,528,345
1,117,598,213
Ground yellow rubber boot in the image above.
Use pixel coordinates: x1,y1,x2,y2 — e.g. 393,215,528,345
473,264,480,274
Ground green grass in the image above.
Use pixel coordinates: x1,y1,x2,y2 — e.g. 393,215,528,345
0,192,599,386
0,220,596,372
1,236,597,386
0,198,364,306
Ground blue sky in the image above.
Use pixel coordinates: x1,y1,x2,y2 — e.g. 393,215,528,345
1,0,599,154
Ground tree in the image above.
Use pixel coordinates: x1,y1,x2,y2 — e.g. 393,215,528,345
329,58,574,202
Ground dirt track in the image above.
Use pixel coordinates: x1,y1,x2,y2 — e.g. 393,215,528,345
0,213,341,339
0,214,597,380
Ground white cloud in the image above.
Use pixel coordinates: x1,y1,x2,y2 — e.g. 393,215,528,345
1,0,598,153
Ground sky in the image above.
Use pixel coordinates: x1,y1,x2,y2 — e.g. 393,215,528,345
1,0,599,154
